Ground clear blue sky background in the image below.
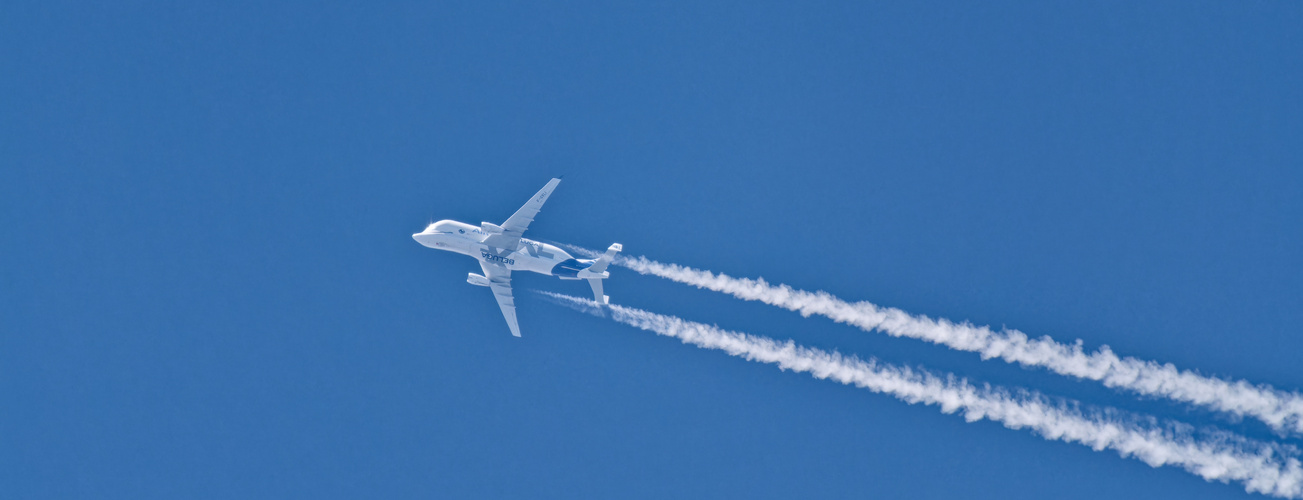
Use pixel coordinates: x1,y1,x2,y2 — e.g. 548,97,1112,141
3,2,1301,499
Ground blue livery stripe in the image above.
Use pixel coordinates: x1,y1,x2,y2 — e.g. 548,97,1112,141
550,259,591,278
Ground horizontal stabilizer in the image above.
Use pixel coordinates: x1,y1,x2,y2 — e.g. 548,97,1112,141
588,279,608,305
587,243,623,274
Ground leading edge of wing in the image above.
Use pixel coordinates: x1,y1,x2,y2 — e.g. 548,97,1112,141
483,178,561,250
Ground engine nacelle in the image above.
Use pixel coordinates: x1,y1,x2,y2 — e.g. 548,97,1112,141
466,273,491,287
480,222,504,235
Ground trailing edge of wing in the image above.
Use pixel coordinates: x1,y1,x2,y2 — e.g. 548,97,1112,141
479,261,521,337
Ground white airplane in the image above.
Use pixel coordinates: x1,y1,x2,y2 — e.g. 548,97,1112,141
412,178,622,337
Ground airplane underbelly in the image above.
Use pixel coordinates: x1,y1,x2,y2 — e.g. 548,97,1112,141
440,241,472,255
515,254,560,275
475,246,556,275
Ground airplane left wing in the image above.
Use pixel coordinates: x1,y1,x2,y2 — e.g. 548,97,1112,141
479,260,521,337
482,178,561,250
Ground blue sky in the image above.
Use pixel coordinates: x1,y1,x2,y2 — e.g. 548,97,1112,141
3,2,1302,498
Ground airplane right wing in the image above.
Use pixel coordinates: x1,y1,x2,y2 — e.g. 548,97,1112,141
479,260,521,337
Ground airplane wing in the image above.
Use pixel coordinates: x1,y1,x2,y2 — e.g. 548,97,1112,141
482,178,561,250
479,260,520,337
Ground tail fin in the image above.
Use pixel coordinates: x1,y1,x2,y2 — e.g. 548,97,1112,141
586,243,621,305
587,243,622,274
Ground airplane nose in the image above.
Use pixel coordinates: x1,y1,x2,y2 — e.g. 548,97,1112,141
412,233,422,241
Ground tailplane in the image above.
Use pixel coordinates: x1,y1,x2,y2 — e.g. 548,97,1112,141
584,243,622,304
588,278,608,305
587,243,622,274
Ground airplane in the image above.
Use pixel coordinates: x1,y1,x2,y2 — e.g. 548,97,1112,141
412,177,622,337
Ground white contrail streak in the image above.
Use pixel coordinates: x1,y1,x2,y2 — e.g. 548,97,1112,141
538,291,1303,498
558,244,1303,436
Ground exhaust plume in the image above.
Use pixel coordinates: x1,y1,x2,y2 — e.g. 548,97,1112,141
557,244,1303,436
538,291,1303,498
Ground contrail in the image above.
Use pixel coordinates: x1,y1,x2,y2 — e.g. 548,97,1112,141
557,244,1303,436
537,291,1303,498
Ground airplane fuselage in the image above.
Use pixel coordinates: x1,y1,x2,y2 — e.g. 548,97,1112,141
412,220,600,279
412,177,621,337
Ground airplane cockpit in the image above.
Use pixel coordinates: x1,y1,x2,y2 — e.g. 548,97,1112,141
427,220,468,234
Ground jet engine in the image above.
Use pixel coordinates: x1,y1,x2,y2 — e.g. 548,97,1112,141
466,273,491,287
